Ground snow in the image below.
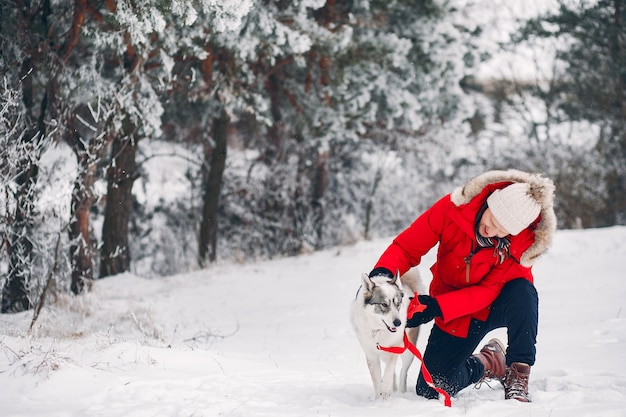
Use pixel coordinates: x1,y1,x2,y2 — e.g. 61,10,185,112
1,226,625,416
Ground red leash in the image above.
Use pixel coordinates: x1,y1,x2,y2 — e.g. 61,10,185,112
377,293,453,407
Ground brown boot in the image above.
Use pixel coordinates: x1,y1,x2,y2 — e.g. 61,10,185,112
473,338,506,381
504,362,531,402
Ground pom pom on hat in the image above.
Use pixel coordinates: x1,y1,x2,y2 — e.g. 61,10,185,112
487,183,541,236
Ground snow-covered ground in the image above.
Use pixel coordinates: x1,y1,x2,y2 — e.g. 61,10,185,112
1,226,625,417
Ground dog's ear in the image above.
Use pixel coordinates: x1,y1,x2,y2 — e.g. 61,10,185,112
395,270,411,295
389,270,400,286
361,273,376,291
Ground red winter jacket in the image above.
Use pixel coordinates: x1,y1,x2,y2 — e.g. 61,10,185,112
373,171,556,338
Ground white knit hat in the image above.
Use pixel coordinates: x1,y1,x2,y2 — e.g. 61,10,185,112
487,183,541,236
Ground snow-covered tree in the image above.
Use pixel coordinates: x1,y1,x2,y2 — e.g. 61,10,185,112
478,0,626,227
0,1,78,311
90,0,253,275
0,0,255,305
210,0,473,259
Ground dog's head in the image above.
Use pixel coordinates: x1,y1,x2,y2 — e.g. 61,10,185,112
360,272,409,333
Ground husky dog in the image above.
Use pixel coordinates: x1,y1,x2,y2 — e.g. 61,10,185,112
350,269,423,399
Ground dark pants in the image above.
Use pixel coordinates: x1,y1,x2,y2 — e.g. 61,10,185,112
416,278,538,399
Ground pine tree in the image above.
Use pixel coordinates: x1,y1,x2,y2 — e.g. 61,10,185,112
515,0,625,226
0,1,79,311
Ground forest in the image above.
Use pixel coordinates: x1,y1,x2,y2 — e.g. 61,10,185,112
1,0,624,314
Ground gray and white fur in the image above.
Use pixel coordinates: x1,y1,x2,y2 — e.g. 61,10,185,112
350,269,424,399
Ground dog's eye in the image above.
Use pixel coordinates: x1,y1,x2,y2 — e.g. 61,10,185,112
381,302,389,308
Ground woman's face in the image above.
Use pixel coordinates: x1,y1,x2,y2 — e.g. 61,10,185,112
479,208,510,238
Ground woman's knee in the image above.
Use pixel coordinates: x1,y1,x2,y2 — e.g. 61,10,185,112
500,278,537,305
490,278,538,325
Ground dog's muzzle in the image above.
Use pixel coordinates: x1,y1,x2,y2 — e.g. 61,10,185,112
383,318,402,333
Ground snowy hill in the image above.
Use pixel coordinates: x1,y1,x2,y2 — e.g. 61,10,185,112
1,226,625,416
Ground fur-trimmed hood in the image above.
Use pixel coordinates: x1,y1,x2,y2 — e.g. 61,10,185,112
450,169,557,266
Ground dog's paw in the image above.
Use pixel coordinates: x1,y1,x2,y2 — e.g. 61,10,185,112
378,390,393,400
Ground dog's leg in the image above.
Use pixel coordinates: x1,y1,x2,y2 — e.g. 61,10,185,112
380,353,399,399
399,327,420,393
365,354,382,398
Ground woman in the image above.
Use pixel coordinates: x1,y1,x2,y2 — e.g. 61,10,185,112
369,169,556,402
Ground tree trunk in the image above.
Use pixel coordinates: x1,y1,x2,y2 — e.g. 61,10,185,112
264,72,284,163
100,133,138,278
1,157,39,313
64,103,109,293
1,6,47,313
68,156,98,294
311,151,328,249
363,167,383,240
198,109,230,266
